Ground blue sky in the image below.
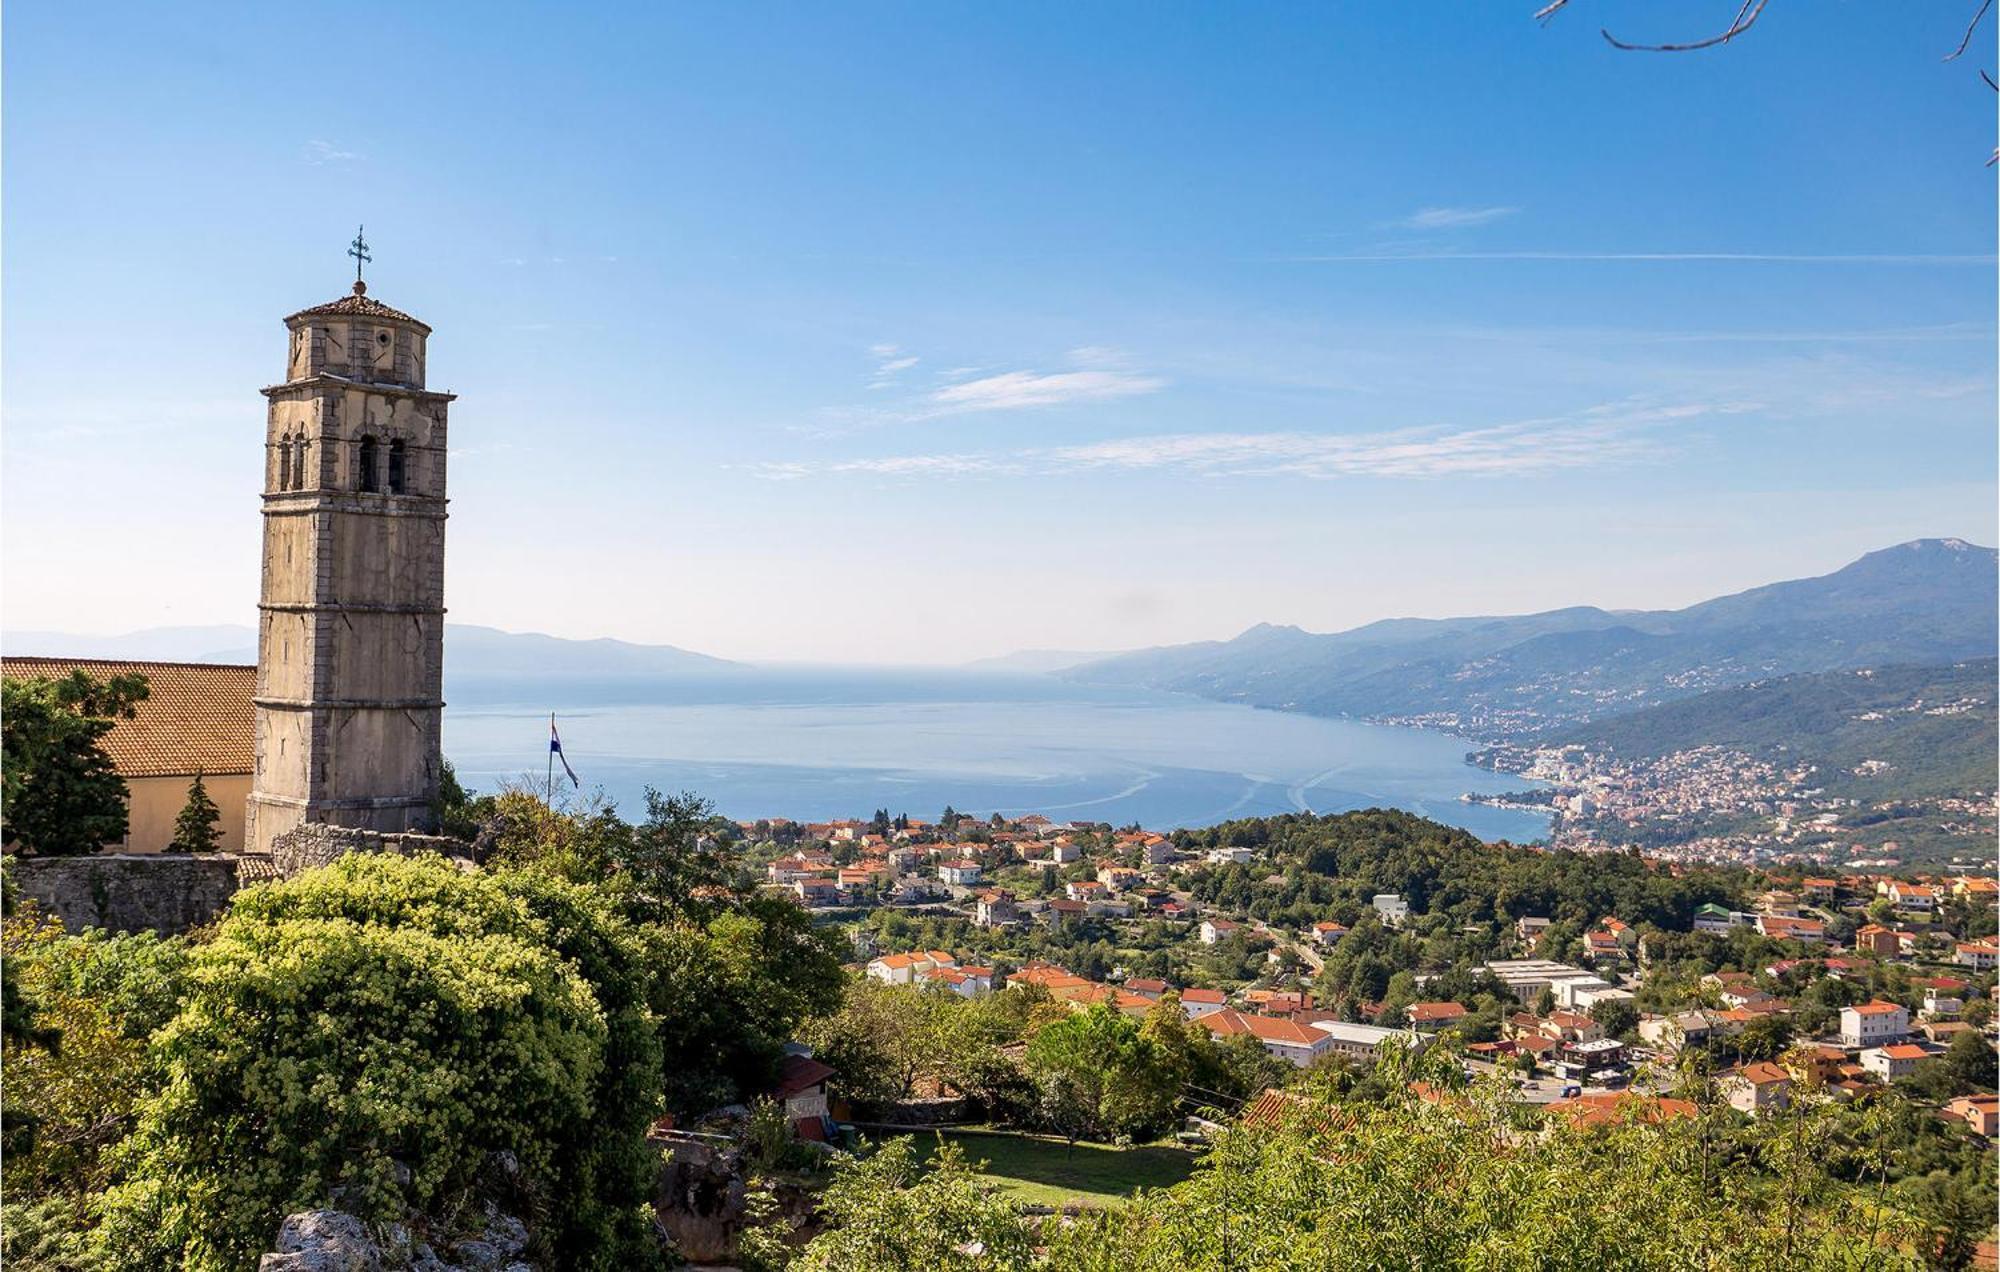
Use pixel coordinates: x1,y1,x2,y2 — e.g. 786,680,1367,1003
5,1,1993,662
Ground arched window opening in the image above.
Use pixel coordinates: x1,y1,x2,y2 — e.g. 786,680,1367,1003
387,439,407,494
293,437,308,490
358,435,379,493
277,435,292,491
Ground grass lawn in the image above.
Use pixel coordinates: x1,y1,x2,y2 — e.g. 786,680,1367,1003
907,1128,1198,1208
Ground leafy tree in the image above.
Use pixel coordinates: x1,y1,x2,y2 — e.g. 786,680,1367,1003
1532,986,1557,1017
833,1072,1934,1269
1024,1005,1181,1147
794,1138,1035,1271
1735,1014,1796,1062
2,671,149,856
1938,1030,1998,1096
167,771,221,854
622,788,738,920
799,977,956,1107
94,853,658,1271
1,908,186,1202
1591,999,1639,1040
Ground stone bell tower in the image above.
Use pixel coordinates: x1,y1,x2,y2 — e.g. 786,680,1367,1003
246,237,455,854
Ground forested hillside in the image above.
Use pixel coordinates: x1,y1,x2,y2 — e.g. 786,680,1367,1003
1557,659,1998,800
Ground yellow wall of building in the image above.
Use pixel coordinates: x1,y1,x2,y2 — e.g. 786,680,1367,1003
115,774,251,854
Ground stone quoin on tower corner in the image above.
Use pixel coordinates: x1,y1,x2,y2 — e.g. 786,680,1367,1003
244,260,455,854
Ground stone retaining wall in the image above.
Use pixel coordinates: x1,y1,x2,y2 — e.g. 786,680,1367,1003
9,853,252,935
10,825,473,936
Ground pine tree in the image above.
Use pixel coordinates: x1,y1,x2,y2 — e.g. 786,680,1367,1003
170,769,222,853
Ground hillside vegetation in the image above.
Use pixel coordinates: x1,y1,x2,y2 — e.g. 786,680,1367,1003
1559,659,1998,800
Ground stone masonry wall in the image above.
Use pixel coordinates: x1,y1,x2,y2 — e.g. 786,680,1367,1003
269,822,470,878
10,853,252,935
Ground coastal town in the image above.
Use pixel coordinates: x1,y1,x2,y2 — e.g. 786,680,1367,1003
734,807,2000,1129
1467,738,1996,872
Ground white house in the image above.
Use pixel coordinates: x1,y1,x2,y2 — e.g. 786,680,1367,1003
1720,1062,1792,1116
1558,981,1635,1013
1886,882,1937,914
1202,1010,1331,1067
1638,1011,1714,1052
1200,917,1244,945
1956,941,1998,972
1179,987,1228,1019
923,964,994,998
937,860,983,887
1839,1001,1910,1049
866,950,958,985
1311,921,1349,946
1372,894,1411,925
1206,846,1257,866
1860,1044,1929,1081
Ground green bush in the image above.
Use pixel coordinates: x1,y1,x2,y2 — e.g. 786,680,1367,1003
94,853,659,1271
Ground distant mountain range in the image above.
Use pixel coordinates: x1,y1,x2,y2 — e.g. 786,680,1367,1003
1,624,739,677
1062,539,2000,738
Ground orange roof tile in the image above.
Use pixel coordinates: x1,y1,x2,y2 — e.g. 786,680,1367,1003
2,657,255,777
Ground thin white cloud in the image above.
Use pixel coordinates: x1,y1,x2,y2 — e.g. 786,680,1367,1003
305,140,360,165
761,398,1732,482
756,453,1004,480
929,369,1165,414
866,343,921,388
1398,205,1519,230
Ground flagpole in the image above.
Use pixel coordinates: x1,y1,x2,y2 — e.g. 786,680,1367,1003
547,713,556,807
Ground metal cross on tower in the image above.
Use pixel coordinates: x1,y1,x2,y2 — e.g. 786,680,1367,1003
348,225,372,283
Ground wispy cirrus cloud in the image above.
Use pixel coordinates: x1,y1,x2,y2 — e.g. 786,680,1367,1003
930,368,1164,414
759,399,1740,482
805,347,1166,434
1396,205,1520,230
305,139,361,165
867,343,920,389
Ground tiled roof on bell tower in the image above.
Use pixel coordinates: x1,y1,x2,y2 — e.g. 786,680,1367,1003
285,281,431,332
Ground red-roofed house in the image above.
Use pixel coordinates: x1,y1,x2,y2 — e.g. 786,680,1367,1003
1840,1001,1910,1049
1853,925,1901,957
1200,917,1243,945
1406,1002,1470,1027
1860,1043,1931,1081
1722,1062,1793,1116
1201,1009,1331,1067
770,1052,837,1126
1956,941,1998,972
1178,987,1228,1020
1944,1093,1999,1138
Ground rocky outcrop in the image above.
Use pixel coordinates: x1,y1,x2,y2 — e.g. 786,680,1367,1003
256,1207,533,1272
654,1135,750,1264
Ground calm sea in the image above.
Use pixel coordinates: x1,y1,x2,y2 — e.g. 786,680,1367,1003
441,667,1551,841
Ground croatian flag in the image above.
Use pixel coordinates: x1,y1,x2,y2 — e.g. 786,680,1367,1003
549,714,581,788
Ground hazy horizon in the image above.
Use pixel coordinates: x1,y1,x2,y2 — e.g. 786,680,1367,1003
5,533,1993,668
